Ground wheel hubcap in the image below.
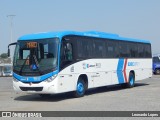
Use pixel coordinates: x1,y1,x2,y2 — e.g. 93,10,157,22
130,76,134,85
77,82,84,94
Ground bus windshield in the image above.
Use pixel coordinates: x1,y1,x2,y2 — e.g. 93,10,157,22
153,56,160,63
13,38,59,76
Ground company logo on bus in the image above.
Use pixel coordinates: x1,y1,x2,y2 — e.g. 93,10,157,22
83,63,101,69
83,63,95,69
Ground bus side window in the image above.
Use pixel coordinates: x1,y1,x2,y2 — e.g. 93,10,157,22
65,43,73,61
60,42,73,69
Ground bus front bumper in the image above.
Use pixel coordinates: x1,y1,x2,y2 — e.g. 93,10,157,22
13,78,58,94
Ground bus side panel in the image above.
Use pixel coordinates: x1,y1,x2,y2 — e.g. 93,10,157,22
57,59,117,92
56,58,152,93
57,72,93,93
57,73,77,93
127,59,152,81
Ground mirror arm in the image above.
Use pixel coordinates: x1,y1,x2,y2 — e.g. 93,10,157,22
8,42,17,57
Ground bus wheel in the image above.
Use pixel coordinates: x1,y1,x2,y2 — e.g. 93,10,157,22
74,79,86,98
127,72,135,88
155,69,160,75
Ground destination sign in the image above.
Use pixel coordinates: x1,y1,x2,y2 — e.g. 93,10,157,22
26,42,37,48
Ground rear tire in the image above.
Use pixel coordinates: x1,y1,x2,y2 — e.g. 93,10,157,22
127,72,135,88
74,79,86,98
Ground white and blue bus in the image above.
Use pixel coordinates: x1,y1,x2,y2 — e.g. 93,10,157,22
0,64,12,77
8,31,152,97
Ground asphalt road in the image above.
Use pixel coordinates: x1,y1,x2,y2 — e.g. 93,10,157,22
0,75,160,119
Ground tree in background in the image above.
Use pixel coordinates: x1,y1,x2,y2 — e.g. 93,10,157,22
0,53,8,59
0,53,11,64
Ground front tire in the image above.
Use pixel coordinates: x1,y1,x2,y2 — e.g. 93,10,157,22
127,72,135,88
74,79,86,98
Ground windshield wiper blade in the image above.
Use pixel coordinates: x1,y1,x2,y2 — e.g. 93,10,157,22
33,55,43,75
19,55,30,75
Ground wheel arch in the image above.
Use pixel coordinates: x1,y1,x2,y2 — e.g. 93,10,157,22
78,74,88,90
130,70,135,79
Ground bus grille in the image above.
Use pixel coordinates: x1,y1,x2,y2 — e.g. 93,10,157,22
20,87,43,91
22,82,42,84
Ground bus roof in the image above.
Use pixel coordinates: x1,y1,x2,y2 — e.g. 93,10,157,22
18,31,150,44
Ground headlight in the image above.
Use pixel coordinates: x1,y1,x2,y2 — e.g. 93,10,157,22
45,74,57,82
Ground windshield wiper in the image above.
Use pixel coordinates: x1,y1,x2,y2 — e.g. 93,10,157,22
19,54,43,76
19,55,30,75
33,55,43,75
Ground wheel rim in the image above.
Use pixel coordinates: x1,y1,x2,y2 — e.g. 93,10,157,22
77,82,84,95
129,75,134,86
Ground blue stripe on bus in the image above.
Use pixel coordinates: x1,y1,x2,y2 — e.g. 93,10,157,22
117,59,125,84
13,70,58,82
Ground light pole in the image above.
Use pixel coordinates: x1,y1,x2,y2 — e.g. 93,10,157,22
7,15,16,61
7,15,16,43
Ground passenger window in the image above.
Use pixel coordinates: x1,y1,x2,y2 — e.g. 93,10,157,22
60,42,73,69
138,44,145,58
93,40,105,58
119,42,129,58
106,40,119,58
65,43,73,61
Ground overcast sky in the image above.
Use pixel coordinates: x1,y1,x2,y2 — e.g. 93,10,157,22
0,0,160,55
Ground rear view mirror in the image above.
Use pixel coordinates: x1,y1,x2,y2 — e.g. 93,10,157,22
8,48,10,57
8,42,17,57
